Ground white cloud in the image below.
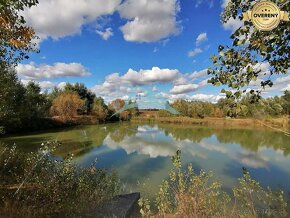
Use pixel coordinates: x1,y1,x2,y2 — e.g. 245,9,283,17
170,84,199,94
92,67,180,100
22,0,182,44
283,84,290,91
157,92,224,103
196,32,207,45
223,17,243,32
221,0,244,33
118,0,181,42
123,67,179,85
96,27,113,40
21,80,67,90
188,48,203,57
22,0,121,41
17,62,91,80
190,94,223,102
189,69,208,80
270,75,290,92
170,77,209,94
222,0,230,8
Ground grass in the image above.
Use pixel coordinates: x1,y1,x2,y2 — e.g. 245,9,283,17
132,116,290,129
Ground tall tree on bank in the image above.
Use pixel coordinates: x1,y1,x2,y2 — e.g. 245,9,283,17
0,1,39,133
0,66,26,131
208,0,289,101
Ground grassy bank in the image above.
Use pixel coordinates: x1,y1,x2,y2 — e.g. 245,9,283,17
131,116,290,129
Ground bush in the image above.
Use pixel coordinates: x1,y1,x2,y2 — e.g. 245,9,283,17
139,150,288,217
0,142,120,217
50,91,85,122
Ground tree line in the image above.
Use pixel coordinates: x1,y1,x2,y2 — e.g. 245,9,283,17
158,91,290,119
0,67,138,133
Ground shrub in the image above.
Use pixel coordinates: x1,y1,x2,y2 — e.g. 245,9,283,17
139,150,288,217
0,142,120,217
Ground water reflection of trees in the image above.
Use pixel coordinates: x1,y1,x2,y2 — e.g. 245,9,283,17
107,123,138,143
3,123,289,158
55,123,139,157
156,124,290,156
157,124,215,142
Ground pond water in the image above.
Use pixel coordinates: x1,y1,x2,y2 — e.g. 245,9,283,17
1,122,290,199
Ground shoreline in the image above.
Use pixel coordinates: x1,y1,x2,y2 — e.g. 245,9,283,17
131,116,290,130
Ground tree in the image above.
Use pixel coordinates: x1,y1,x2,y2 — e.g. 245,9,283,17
0,0,38,67
108,99,131,120
208,0,289,101
127,99,139,117
22,81,51,127
50,92,85,122
281,90,290,115
172,100,190,117
0,65,26,131
92,97,108,121
64,83,95,114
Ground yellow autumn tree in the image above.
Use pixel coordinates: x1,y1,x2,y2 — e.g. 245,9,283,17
50,92,84,122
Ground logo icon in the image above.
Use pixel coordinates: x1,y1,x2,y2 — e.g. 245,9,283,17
243,1,289,31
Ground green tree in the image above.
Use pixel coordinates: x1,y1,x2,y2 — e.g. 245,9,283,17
281,90,290,115
92,97,108,121
263,96,283,117
172,100,190,117
22,81,51,127
208,0,289,100
0,65,26,131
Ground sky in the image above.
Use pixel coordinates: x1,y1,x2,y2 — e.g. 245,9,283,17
16,0,290,109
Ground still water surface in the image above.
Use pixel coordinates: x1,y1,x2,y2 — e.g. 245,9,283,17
1,122,290,198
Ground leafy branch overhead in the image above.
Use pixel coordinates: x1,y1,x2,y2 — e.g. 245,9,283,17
208,0,290,101
0,0,39,66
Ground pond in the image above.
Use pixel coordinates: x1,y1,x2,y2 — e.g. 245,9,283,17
1,122,290,199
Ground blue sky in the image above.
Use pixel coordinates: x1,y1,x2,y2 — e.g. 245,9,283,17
16,0,290,108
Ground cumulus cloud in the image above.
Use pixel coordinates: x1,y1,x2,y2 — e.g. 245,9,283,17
268,75,290,92
170,84,199,94
196,32,208,45
92,66,214,104
21,80,67,90
96,27,113,40
188,48,203,57
223,17,243,32
92,67,180,100
245,63,290,93
118,0,181,42
189,69,208,80
157,92,224,103
22,0,121,41
17,62,91,80
123,67,179,85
